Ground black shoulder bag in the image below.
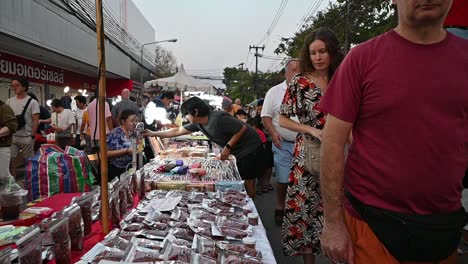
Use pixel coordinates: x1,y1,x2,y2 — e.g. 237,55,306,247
16,98,33,130
345,189,468,262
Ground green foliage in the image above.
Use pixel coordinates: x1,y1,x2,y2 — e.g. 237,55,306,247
274,0,397,56
223,67,284,102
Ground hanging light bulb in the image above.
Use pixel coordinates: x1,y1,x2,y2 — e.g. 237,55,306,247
78,89,83,93
64,86,70,93
46,99,52,107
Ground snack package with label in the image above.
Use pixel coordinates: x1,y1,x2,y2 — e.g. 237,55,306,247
163,243,191,262
101,235,130,252
144,210,172,224
118,182,128,216
161,234,192,251
216,216,250,231
110,191,121,227
16,226,42,264
219,243,262,259
169,227,195,241
171,207,189,222
218,226,249,240
168,220,189,229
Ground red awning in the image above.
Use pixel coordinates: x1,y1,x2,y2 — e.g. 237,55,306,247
106,79,133,97
444,0,468,27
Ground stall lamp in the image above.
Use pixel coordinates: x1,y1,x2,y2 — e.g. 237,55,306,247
78,89,83,93
64,86,70,93
46,99,52,107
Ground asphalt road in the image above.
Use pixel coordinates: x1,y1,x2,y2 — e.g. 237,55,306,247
253,179,468,264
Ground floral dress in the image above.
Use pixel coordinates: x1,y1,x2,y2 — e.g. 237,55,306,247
279,74,326,256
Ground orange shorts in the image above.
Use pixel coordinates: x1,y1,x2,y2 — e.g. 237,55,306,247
344,210,457,264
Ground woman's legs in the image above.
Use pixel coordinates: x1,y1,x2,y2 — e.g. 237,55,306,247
245,179,256,199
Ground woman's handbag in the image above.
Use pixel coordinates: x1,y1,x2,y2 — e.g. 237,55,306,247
302,134,321,174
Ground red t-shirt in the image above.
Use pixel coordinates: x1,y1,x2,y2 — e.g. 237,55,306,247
319,30,468,215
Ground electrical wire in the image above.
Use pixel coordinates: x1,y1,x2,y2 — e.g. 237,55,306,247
258,0,289,48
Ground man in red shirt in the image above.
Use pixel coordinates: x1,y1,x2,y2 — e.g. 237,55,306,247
319,0,468,263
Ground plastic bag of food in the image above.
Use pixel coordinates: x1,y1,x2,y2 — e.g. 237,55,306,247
161,234,192,251
193,234,218,259
124,244,164,262
218,227,249,240
71,193,94,236
144,210,171,223
63,204,84,251
0,247,12,264
118,182,128,216
191,252,217,264
163,243,191,262
110,191,121,227
130,237,163,251
16,226,42,264
169,227,195,241
0,190,26,220
216,216,249,231
170,207,189,222
215,181,245,192
49,217,71,264
219,243,262,259
189,209,216,223
101,235,130,252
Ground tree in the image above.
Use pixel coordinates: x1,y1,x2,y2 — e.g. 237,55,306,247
275,0,397,57
223,66,284,104
154,45,177,77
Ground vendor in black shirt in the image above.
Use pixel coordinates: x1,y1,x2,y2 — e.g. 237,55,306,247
143,96,263,198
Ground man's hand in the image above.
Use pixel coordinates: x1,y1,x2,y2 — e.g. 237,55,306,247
271,131,283,149
52,125,63,133
141,129,155,137
321,221,354,264
220,147,230,160
163,124,179,129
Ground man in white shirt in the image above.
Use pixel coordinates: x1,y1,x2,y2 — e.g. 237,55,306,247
51,99,75,149
261,59,300,225
74,95,87,150
87,96,113,150
7,77,40,178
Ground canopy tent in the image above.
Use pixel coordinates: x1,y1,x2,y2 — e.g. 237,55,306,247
144,64,216,94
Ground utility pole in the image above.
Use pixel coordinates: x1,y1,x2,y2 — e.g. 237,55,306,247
95,0,110,235
249,45,264,97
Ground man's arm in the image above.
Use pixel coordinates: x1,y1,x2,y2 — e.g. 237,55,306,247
262,116,282,149
31,113,39,137
143,126,192,138
320,114,354,263
220,124,247,160
105,116,113,132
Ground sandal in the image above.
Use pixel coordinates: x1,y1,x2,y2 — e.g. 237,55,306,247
261,185,270,193
267,184,274,191
274,209,284,225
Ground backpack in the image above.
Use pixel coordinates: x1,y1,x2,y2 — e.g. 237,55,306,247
16,98,33,130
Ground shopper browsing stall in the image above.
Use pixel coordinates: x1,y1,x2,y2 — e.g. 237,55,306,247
143,97,263,198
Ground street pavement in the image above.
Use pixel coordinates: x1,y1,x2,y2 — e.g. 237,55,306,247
254,178,468,264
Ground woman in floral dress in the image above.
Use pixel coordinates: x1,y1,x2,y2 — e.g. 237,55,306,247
279,27,344,264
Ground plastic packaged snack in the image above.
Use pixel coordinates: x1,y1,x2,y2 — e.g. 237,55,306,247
124,244,164,262
168,221,189,229
130,237,163,251
215,181,245,192
193,234,218,259
171,207,189,222
144,210,172,224
169,227,195,241
120,222,144,232
63,204,84,251
16,226,42,264
190,209,216,223
0,190,26,220
163,243,191,262
190,252,217,264
71,193,94,236
101,235,130,252
222,244,262,259
49,217,71,264
118,182,128,216
161,234,192,250
216,217,249,230
0,247,12,264
110,191,121,227
218,227,249,240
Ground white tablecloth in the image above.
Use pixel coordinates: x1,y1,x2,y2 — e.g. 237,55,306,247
249,198,277,264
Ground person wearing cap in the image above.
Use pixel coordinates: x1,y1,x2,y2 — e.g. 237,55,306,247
222,97,241,116
143,96,263,198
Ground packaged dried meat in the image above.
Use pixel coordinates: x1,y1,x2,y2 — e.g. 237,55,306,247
110,191,121,227
166,190,189,198
185,182,215,192
118,182,128,216
190,252,217,264
71,193,94,236
101,236,130,251
63,204,84,251
130,237,163,251
123,209,145,223
222,244,262,259
144,210,171,223
216,217,249,230
218,227,249,240
221,194,247,207
142,221,168,231
161,234,192,250
0,247,12,264
190,209,216,223
171,207,189,222
188,191,205,204
89,250,125,264
120,222,144,232
193,234,218,259
187,218,212,230
139,170,146,199
124,244,164,262
16,226,42,264
145,190,168,200
215,181,245,192
81,242,125,263
168,221,189,229
49,217,71,264
169,227,194,241
163,243,191,262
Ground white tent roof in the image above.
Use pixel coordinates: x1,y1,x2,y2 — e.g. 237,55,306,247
144,64,216,93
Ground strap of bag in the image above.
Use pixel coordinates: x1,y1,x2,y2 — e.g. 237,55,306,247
21,98,33,117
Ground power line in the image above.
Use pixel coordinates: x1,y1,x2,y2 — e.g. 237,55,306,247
258,0,289,48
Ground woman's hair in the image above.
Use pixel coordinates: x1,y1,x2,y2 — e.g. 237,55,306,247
120,109,137,123
246,117,261,129
299,27,344,79
180,97,211,117
234,109,248,118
